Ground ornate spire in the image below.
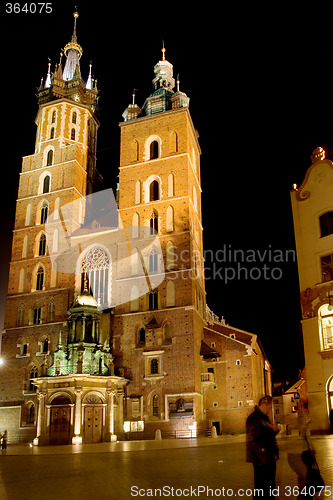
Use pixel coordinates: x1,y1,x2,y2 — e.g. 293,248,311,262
37,10,98,113
86,62,93,89
63,10,83,82
44,58,52,88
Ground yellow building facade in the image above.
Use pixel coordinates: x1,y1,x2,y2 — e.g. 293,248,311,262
291,146,333,433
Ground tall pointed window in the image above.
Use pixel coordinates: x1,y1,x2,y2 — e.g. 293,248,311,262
81,246,111,308
47,299,55,322
17,304,25,327
40,202,48,224
33,304,41,324
46,149,53,166
43,338,49,353
29,366,38,392
163,322,172,344
39,234,46,256
166,280,176,307
72,111,77,124
150,211,158,235
71,128,76,140
43,175,50,193
138,327,146,345
166,206,174,232
149,180,160,201
153,394,160,416
36,267,44,291
149,291,158,310
150,141,159,160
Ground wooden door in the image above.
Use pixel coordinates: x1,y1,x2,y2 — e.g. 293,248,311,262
50,406,71,445
84,406,103,443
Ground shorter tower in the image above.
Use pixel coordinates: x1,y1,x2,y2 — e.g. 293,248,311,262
291,147,333,433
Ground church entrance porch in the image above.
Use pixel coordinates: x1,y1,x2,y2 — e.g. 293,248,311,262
32,374,128,445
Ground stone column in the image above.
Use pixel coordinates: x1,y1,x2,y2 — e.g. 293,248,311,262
82,316,86,342
73,389,83,445
106,390,115,438
34,391,46,445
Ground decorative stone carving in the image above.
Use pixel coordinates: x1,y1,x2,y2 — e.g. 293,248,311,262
311,147,325,163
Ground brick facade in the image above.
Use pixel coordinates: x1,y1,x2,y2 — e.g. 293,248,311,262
0,16,271,444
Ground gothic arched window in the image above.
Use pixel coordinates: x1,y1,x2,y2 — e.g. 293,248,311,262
33,304,41,324
17,303,25,326
153,394,159,416
149,180,159,201
40,202,48,224
39,234,46,256
81,246,111,308
150,141,159,160
46,149,53,166
47,298,54,322
29,366,38,392
71,128,76,140
150,211,158,235
149,291,158,310
36,267,44,291
163,322,172,344
138,327,146,345
72,111,77,124
43,175,50,193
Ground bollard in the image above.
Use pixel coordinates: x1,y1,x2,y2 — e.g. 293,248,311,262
155,429,162,440
211,425,218,438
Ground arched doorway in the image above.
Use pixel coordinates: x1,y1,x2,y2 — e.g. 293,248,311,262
50,395,72,445
83,394,104,444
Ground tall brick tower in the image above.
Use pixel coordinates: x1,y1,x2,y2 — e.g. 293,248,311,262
113,47,207,437
0,11,101,441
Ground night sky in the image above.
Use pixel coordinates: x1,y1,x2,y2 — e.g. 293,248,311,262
2,2,333,381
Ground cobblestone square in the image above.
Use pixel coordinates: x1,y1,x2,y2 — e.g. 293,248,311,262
0,434,331,500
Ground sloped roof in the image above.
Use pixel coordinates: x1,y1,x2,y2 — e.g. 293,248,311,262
200,340,221,359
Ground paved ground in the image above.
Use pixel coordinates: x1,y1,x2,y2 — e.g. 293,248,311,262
0,434,332,500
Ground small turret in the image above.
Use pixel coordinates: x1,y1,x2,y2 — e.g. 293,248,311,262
122,89,142,121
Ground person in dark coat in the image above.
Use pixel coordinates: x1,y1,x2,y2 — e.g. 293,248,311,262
246,396,280,499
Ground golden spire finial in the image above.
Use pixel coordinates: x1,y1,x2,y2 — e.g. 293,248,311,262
72,9,79,41
162,40,166,61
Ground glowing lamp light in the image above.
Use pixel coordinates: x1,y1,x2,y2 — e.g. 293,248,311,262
72,436,82,446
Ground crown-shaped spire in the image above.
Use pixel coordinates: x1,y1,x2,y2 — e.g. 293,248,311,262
63,10,83,82
37,10,99,112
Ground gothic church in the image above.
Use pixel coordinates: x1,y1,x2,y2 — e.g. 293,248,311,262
0,12,271,445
